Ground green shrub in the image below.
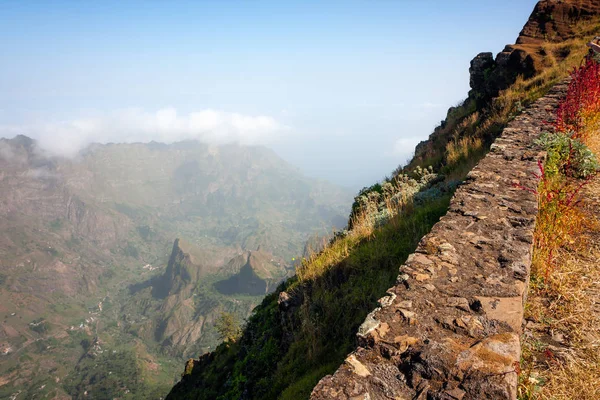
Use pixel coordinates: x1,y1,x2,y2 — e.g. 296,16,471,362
214,312,242,343
348,165,439,229
535,131,600,178
49,218,63,231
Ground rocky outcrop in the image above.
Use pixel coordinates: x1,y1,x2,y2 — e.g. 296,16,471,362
149,241,282,353
214,249,287,295
149,239,212,351
310,82,569,400
412,0,599,175
65,194,128,247
153,239,205,299
121,239,205,353
469,48,536,103
154,295,214,351
518,0,600,44
469,0,600,102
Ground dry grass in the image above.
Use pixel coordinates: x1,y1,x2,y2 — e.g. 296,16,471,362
505,21,600,105
296,202,379,283
496,35,591,117
529,354,600,400
519,40,600,397
297,182,419,283
493,23,599,125
296,230,362,283
445,136,483,165
582,112,600,152
438,23,597,180
531,174,588,279
520,187,600,399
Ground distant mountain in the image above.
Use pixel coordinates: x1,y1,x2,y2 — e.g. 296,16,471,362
0,135,352,399
119,239,290,361
65,139,350,265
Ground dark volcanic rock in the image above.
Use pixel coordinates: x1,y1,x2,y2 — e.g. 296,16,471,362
469,52,495,93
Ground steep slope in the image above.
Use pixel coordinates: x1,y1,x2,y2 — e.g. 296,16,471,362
120,240,288,359
311,79,568,400
0,134,135,314
0,136,351,399
166,2,600,399
153,239,206,300
519,0,600,43
410,0,600,171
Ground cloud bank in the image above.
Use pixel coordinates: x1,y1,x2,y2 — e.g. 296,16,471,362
0,108,285,157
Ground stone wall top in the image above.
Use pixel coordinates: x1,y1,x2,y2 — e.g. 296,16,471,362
311,82,568,400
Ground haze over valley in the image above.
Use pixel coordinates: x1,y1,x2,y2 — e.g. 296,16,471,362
0,135,351,397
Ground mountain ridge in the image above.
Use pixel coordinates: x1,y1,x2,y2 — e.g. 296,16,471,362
0,135,351,399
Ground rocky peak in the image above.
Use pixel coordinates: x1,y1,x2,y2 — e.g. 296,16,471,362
469,0,600,102
6,134,35,150
0,135,46,167
214,249,287,295
469,52,495,95
518,0,600,44
153,239,204,299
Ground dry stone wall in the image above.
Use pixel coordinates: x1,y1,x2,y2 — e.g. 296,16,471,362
311,82,568,400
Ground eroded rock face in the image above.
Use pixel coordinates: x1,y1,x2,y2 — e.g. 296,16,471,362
0,136,130,299
214,249,287,295
469,52,495,97
278,290,301,311
153,239,204,299
469,0,600,102
414,0,598,169
518,0,600,44
149,242,287,353
469,46,538,102
310,81,569,400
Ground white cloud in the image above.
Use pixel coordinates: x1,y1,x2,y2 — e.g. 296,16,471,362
0,108,285,157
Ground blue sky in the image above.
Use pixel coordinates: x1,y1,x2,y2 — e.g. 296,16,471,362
0,0,538,189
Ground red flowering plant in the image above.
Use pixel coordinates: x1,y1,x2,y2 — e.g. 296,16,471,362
555,56,600,141
531,55,600,281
